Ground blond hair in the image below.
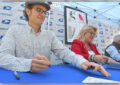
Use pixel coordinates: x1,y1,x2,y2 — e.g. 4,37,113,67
77,24,98,42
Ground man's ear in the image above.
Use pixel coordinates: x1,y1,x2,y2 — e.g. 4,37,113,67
25,8,30,16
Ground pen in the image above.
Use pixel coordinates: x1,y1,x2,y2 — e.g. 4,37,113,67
14,71,20,80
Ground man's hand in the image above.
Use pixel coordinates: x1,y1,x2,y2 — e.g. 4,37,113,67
94,55,118,64
105,56,118,64
31,55,50,72
81,62,110,77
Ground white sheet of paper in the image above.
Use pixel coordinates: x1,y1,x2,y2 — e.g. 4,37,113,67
82,76,119,83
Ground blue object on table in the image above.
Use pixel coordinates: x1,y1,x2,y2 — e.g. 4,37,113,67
106,63,120,69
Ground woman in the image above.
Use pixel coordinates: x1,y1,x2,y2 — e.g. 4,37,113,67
71,24,117,64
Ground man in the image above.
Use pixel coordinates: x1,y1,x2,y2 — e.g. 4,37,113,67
0,1,110,77
105,34,120,62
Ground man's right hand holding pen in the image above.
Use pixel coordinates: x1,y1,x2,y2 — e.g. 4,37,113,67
31,55,51,72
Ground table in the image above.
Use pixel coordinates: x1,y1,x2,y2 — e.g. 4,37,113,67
0,64,120,83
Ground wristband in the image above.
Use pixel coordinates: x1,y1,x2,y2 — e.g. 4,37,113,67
90,55,95,62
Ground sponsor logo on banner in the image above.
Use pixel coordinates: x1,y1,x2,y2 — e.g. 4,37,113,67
45,16,48,19
47,22,52,26
58,18,63,22
0,35,4,39
99,31,103,35
95,43,98,47
95,35,97,38
20,16,26,20
101,39,105,43
50,10,53,15
60,40,64,44
1,19,11,24
105,29,108,31
3,6,12,10
98,23,102,27
58,29,64,33
20,3,25,7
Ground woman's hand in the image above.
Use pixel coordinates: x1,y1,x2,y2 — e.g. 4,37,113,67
93,55,108,64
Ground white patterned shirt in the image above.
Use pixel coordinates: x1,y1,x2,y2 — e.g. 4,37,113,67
0,23,87,72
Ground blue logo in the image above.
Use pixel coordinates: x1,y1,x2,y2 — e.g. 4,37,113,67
20,16,25,20
99,31,103,35
95,43,98,47
58,18,63,22
50,10,53,15
105,29,108,31
47,22,52,26
3,6,12,10
0,35,4,39
69,47,71,50
1,19,11,24
101,40,105,43
95,35,97,38
98,23,102,27
60,40,64,43
45,16,48,18
58,29,64,33
20,3,25,7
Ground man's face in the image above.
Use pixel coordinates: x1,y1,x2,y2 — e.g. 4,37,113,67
117,40,120,45
26,5,47,25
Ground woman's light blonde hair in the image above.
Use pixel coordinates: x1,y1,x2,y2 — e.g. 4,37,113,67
77,24,98,42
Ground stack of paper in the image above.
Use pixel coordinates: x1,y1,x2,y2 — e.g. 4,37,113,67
82,76,119,83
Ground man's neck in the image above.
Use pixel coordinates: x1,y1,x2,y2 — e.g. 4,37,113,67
28,22,41,33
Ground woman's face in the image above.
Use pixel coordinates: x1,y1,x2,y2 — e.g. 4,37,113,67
84,29,95,44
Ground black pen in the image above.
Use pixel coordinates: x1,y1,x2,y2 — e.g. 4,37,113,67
14,71,20,80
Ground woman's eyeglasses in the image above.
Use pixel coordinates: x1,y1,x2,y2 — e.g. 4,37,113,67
32,7,49,15
89,32,95,36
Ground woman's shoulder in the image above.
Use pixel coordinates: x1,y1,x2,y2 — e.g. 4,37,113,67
72,39,83,44
90,43,97,48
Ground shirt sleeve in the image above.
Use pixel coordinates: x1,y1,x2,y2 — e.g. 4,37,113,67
50,32,88,68
0,27,32,72
71,40,89,60
106,45,120,61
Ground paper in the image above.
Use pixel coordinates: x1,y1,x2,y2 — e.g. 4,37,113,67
82,76,119,83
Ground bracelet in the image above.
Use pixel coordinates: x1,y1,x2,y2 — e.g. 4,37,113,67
90,55,95,62
91,55,94,62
